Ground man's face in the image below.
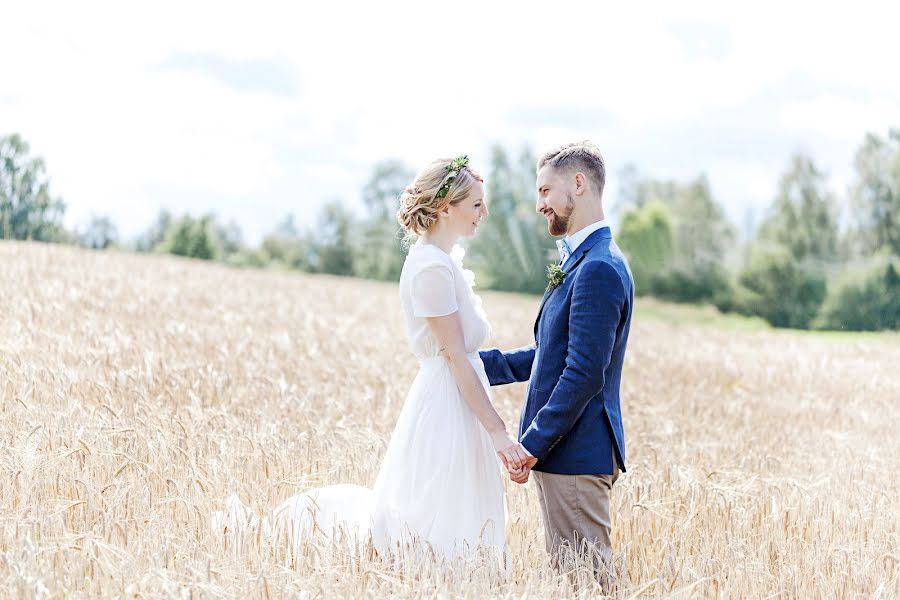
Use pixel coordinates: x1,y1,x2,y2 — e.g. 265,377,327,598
535,166,574,237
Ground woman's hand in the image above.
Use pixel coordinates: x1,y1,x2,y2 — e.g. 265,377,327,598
489,429,528,471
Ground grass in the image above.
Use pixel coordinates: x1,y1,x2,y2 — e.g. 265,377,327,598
632,297,771,332
1,240,898,598
633,297,900,345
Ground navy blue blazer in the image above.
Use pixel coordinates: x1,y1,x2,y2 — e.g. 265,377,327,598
480,226,633,475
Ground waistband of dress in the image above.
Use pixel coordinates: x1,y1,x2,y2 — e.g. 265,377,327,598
417,351,480,365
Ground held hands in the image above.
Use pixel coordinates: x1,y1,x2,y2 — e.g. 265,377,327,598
490,429,528,470
508,454,538,484
489,429,538,485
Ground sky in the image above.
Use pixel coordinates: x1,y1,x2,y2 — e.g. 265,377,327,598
2,1,898,244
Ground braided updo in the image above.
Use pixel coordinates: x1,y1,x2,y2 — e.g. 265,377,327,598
397,158,484,236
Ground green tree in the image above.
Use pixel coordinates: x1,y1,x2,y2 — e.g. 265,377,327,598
659,176,735,304
134,210,172,252
814,258,900,331
735,243,827,329
0,133,66,241
156,214,220,260
616,163,681,214
617,170,735,304
467,145,555,294
851,128,900,255
354,160,414,281
734,155,838,328
670,176,735,267
259,214,312,270
188,216,219,260
616,201,674,296
312,200,355,275
362,159,414,219
759,154,839,264
82,214,119,250
214,220,245,261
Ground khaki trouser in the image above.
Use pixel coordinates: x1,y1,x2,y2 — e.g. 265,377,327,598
532,456,620,571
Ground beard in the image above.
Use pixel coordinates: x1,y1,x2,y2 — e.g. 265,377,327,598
548,193,575,236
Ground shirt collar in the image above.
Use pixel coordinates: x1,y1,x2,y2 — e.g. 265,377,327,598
564,219,610,255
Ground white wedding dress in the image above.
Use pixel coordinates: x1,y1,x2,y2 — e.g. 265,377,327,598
214,240,507,561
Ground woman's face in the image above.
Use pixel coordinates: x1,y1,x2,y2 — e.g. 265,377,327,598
447,179,489,238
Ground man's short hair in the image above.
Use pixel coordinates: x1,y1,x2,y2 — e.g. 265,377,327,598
537,140,606,195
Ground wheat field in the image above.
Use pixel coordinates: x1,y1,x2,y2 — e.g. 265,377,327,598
1,240,898,599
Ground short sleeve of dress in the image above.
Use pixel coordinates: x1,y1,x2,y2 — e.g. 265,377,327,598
411,263,458,318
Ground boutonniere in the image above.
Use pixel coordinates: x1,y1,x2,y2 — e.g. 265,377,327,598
546,263,566,291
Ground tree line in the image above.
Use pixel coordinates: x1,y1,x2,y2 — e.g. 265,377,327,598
2,131,898,331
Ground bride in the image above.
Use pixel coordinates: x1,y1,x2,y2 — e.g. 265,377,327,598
213,156,529,561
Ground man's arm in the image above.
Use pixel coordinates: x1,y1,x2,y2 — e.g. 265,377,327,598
479,345,536,386
520,261,625,460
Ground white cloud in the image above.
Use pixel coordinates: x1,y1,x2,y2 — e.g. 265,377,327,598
780,96,899,141
1,0,898,243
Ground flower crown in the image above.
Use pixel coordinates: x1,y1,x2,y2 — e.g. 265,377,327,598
435,155,469,200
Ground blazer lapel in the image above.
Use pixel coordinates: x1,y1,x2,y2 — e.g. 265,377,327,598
533,285,556,338
563,226,612,272
532,227,612,338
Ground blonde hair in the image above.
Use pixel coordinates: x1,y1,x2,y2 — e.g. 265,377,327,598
396,158,483,236
537,140,606,196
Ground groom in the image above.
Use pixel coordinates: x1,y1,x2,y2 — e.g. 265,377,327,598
480,140,633,566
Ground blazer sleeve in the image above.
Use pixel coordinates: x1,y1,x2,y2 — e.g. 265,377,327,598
479,345,536,386
520,260,625,460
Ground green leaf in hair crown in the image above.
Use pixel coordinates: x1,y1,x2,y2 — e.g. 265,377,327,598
435,154,470,199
